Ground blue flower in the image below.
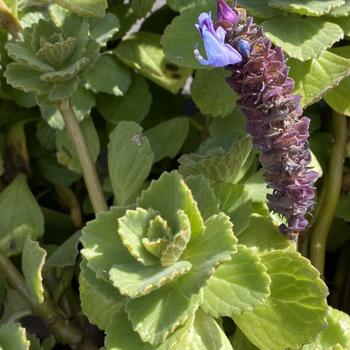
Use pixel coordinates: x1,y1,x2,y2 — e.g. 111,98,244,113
194,12,242,67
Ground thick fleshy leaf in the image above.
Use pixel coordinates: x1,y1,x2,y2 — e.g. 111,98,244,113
289,50,350,107
81,208,136,280
0,174,44,256
233,251,328,350
268,0,345,16
0,323,30,350
109,261,192,298
22,237,46,304
237,0,282,18
324,76,350,117
202,245,270,317
53,0,107,17
191,68,237,117
263,16,343,61
126,283,200,345
108,122,154,206
97,75,152,124
79,260,124,331
302,307,350,349
138,172,204,238
86,55,132,96
115,32,192,94
145,117,189,163
89,13,120,46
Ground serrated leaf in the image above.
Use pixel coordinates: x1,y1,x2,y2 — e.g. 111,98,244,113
79,260,124,331
53,0,107,17
145,117,189,163
109,261,192,298
302,307,350,349
237,0,282,18
324,76,350,117
86,55,132,96
138,172,204,239
108,121,154,205
233,251,328,350
329,0,350,16
268,0,345,16
202,245,270,317
22,237,46,304
115,32,192,94
89,13,120,46
45,231,81,270
0,323,30,350
0,174,44,256
289,50,350,107
263,16,343,61
96,75,152,124
56,116,100,174
330,17,350,37
191,68,237,117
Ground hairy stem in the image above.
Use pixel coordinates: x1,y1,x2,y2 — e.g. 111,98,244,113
58,99,107,214
309,112,347,275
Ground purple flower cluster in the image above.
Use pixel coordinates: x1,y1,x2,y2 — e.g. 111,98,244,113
195,0,318,237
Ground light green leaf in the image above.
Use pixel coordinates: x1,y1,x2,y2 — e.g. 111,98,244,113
45,231,81,270
329,17,350,36
53,0,107,17
324,76,350,117
22,237,46,304
145,117,189,163
56,116,100,174
191,68,237,117
0,323,30,350
126,284,200,345
329,0,350,16
86,55,132,96
237,0,282,18
0,174,44,256
231,329,259,350
263,16,343,61
79,260,124,331
243,169,271,203
268,0,345,16
115,32,192,94
108,122,154,205
138,172,205,239
166,0,213,12
233,251,328,350
89,13,120,46
238,214,293,253
109,261,192,298
96,75,152,124
202,245,270,317
289,50,350,107
302,307,350,349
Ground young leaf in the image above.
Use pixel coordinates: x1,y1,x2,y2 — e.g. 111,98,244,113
0,322,30,350
233,251,328,350
22,237,47,304
108,122,154,205
53,0,107,17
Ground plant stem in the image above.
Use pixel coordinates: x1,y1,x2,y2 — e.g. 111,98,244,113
309,111,347,275
58,99,107,214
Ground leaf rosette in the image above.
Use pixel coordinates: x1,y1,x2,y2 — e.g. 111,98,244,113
81,171,237,345
4,15,100,103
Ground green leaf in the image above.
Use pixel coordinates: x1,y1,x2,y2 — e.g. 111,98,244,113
329,0,350,16
289,50,350,107
86,55,132,96
0,323,30,350
22,237,46,304
138,172,204,239
263,16,343,61
324,76,350,117
231,329,259,350
329,18,350,37
191,69,237,117
53,0,107,17
89,13,120,46
237,0,282,18
131,0,156,17
302,307,350,349
56,116,100,174
115,32,192,94
109,261,192,298
126,284,200,345
166,0,213,12
44,231,81,270
79,260,124,331
233,251,328,350
268,0,345,16
243,169,271,203
202,245,270,317
335,191,350,222
0,174,44,256
96,75,152,124
238,214,293,253
108,122,154,205
144,117,189,163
